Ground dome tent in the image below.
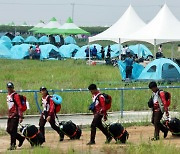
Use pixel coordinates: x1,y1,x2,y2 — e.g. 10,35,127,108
74,44,102,59
10,44,31,59
117,60,144,80
104,44,123,58
0,36,12,49
39,44,60,60
0,44,11,59
38,35,49,43
24,36,38,43
59,44,80,58
12,36,24,43
64,36,76,44
137,58,180,81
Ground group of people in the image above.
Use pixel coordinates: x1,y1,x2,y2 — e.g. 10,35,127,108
28,45,41,60
6,81,170,150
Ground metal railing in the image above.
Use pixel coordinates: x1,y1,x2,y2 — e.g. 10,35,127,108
1,86,180,118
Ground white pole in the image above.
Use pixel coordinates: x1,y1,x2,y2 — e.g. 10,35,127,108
154,39,156,59
171,42,174,60
118,38,121,60
88,38,91,65
138,43,140,58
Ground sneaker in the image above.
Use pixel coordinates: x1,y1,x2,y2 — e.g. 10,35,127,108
151,137,159,141
18,137,25,147
60,138,64,142
86,141,95,145
164,130,168,138
105,136,112,144
7,145,17,150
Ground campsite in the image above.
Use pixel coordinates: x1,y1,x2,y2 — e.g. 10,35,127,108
0,1,180,154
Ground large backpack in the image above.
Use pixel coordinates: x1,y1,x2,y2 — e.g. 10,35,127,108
97,93,112,111
48,94,62,113
13,93,27,112
159,90,171,107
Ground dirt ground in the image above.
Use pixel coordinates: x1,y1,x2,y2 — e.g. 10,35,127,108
1,126,180,153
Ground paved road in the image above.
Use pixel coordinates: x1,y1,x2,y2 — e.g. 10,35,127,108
0,111,179,129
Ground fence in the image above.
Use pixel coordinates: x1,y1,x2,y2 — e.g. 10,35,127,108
1,86,180,118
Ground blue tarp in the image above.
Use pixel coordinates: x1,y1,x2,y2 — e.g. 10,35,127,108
74,44,102,59
0,44,11,59
138,58,180,81
64,36,76,44
39,36,49,43
104,44,123,58
39,44,59,60
12,36,24,43
117,60,144,80
59,44,80,58
24,36,38,43
129,44,153,59
10,44,31,59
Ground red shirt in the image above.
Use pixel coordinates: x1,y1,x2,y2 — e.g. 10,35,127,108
7,91,23,118
41,95,55,116
92,91,106,115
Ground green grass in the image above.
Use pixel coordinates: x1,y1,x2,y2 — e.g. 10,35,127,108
0,59,179,115
0,128,7,136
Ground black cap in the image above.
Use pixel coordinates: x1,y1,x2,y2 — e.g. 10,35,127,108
40,87,47,91
148,81,157,89
7,82,14,88
88,84,97,90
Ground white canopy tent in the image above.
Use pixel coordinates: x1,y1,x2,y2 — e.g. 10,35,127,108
89,5,146,43
125,4,180,45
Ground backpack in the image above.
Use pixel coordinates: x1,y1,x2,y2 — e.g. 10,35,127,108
101,93,112,111
13,93,27,112
159,90,171,107
49,94,62,113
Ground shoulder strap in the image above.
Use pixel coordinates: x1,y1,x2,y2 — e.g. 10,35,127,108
94,93,102,102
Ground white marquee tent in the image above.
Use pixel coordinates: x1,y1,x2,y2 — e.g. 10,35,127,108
125,4,180,45
89,5,146,43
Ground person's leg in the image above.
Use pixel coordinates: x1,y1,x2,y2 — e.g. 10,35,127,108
153,111,163,139
49,116,64,141
39,115,46,139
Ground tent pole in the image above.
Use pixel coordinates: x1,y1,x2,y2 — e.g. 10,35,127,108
88,38,91,65
171,42,174,60
138,43,140,58
119,38,121,60
154,39,156,59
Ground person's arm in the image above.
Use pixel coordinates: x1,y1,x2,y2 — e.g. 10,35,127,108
159,91,169,116
14,94,23,122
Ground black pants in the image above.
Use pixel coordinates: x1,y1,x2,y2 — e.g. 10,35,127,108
126,66,133,78
90,114,111,142
151,110,168,138
6,117,24,146
39,114,61,139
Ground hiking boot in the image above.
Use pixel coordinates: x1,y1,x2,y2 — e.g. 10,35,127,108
7,145,16,150
86,141,95,145
164,130,168,138
18,137,25,147
105,136,112,144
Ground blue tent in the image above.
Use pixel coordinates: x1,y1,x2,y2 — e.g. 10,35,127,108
0,44,11,59
39,44,59,60
12,36,24,43
104,44,123,58
1,36,11,42
59,44,80,58
64,36,76,44
74,44,102,59
10,44,31,59
24,36,38,43
0,40,12,49
138,58,180,81
117,60,144,80
38,36,49,43
55,35,60,42
129,44,152,59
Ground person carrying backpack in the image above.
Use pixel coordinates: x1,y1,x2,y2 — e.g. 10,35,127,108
6,82,25,150
87,84,112,145
148,81,169,141
39,87,63,142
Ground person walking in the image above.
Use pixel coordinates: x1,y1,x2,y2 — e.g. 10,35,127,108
148,81,169,140
6,82,25,150
39,87,64,142
87,84,112,145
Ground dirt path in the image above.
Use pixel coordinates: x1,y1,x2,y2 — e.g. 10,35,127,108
1,126,180,153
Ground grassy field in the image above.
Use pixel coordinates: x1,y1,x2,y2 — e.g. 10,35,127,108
0,58,179,115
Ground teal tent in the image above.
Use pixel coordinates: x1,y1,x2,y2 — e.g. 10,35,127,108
138,58,180,81
12,36,24,43
10,44,31,59
0,36,12,49
24,36,38,43
38,36,49,43
64,36,76,44
104,44,123,58
117,60,144,80
0,44,11,59
59,44,80,58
